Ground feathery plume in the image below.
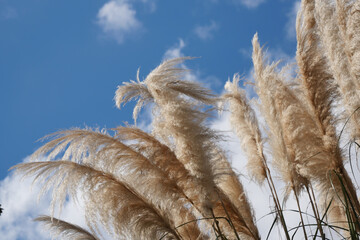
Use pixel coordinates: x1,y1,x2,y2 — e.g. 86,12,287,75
222,74,290,238
336,0,360,87
315,0,360,140
34,215,100,240
296,0,347,228
142,58,260,239
297,0,360,229
116,127,260,239
296,0,338,146
114,126,208,211
346,1,360,86
37,128,202,238
116,58,260,239
116,58,218,212
211,149,260,240
223,74,267,183
12,161,181,240
252,33,309,197
115,68,153,124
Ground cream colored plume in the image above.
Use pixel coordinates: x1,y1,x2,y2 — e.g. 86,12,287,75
115,127,259,239
115,58,260,239
12,161,181,240
346,1,360,87
252,33,309,196
34,215,100,240
28,128,203,239
296,0,360,228
115,68,153,124
211,149,260,240
315,0,360,140
296,0,338,152
114,126,208,212
115,58,218,211
223,74,267,184
336,0,360,90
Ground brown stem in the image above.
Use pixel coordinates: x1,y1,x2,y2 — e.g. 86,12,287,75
306,185,325,239
293,187,308,239
261,153,291,240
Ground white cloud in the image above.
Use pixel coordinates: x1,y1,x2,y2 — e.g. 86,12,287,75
286,1,301,40
163,38,186,60
194,21,219,40
267,47,295,65
238,47,252,59
0,159,87,240
97,0,142,44
139,0,157,13
0,174,49,240
232,0,266,9
1,6,18,19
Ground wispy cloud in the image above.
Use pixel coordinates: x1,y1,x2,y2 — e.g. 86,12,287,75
0,159,87,240
1,6,18,19
139,0,157,13
232,0,266,9
163,38,186,60
267,47,295,65
238,47,252,59
194,21,219,40
97,0,142,44
285,1,301,40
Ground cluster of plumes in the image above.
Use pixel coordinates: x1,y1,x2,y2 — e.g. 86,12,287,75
11,0,360,238
222,0,360,232
115,57,259,239
12,57,260,240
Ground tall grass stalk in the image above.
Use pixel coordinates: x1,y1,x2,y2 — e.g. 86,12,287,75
223,74,291,240
306,185,325,240
293,188,308,239
264,167,291,240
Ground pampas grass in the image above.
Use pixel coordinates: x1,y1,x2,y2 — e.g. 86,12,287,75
34,215,100,240
10,0,360,239
223,74,267,184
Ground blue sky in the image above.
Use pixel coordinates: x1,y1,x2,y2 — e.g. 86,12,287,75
0,0,299,177
0,0,301,239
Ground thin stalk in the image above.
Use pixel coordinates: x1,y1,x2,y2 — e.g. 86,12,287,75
293,188,308,239
216,192,241,240
310,184,322,228
266,216,278,240
334,171,360,236
310,184,326,239
211,208,228,240
341,172,360,225
265,173,291,240
160,217,232,240
262,154,291,240
305,185,325,240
